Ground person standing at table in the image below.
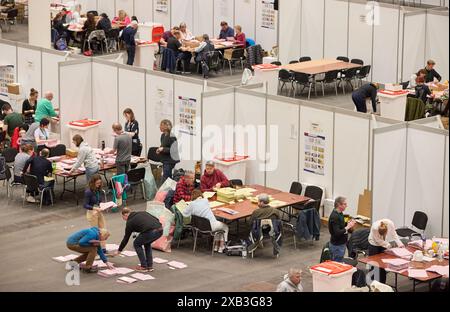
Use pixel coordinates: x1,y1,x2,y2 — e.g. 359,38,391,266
352,83,379,114
22,88,38,125
115,208,163,273
69,134,99,182
112,10,131,26
157,119,179,182
328,196,356,263
123,108,142,157
234,25,246,47
200,161,230,192
368,219,404,284
109,123,132,176
35,92,58,124
121,21,139,66
218,21,234,40
424,59,442,83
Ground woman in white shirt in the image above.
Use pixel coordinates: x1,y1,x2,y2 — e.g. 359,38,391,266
368,219,404,283
182,189,229,253
34,118,50,146
179,22,193,41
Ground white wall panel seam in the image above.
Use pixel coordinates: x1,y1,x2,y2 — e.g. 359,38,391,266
441,135,448,237
402,126,409,227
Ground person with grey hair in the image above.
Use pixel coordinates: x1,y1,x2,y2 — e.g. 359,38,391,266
200,161,230,192
173,170,195,204
328,196,356,262
276,268,304,292
35,91,58,123
108,123,132,175
250,193,281,222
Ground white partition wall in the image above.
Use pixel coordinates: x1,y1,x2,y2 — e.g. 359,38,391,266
92,60,119,149
278,0,301,64
255,0,278,51
59,60,92,146
41,51,66,109
324,0,348,59
116,0,134,16
333,111,370,217
444,136,449,238
266,97,299,192
0,40,17,76
17,45,42,102
235,0,256,40
214,0,234,37
300,0,324,60
425,10,449,82
97,0,116,18
372,124,407,227
153,0,171,29
145,71,174,149
405,125,447,237
118,66,147,153
171,0,193,29
348,1,373,69
235,89,266,185
134,0,154,23
401,11,426,82
298,105,334,198
193,0,214,36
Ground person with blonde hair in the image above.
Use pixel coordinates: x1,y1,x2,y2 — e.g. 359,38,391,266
179,22,193,41
276,268,303,292
368,219,404,283
234,25,246,47
112,9,131,26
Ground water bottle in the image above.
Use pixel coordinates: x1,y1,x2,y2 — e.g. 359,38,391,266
241,240,247,259
421,234,427,250
101,140,106,151
437,244,444,263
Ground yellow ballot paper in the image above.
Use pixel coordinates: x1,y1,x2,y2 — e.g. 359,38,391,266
203,192,216,199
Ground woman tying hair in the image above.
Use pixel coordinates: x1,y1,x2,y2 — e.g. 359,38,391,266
123,108,142,157
22,88,38,125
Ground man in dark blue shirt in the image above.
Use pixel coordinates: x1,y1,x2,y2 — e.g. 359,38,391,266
218,21,234,40
22,148,53,187
352,83,379,113
121,21,139,65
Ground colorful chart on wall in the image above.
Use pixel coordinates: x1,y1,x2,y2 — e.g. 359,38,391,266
0,65,15,97
156,0,169,12
178,96,197,136
261,0,276,29
304,122,325,176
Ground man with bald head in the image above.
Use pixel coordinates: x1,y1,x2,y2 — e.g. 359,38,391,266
110,123,132,175
35,91,58,123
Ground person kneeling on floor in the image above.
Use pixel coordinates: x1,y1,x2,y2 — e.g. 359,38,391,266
115,208,163,273
66,227,114,273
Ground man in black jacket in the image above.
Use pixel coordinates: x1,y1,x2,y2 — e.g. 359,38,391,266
121,21,138,65
328,196,356,262
424,59,442,83
116,208,163,272
352,83,379,114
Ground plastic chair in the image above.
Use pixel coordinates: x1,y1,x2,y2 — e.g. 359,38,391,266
337,56,350,63
293,72,314,99
396,211,428,239
84,30,107,54
278,69,293,97
289,60,299,64
229,179,243,188
355,65,371,87
127,167,146,200
106,28,121,53
1,147,18,164
351,58,364,65
22,174,54,211
0,8,18,32
299,56,312,63
340,67,359,94
191,215,225,256
315,70,340,96
271,61,282,66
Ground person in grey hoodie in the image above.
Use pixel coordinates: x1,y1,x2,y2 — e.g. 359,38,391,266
276,268,304,292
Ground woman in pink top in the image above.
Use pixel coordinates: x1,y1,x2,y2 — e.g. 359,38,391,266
234,25,246,47
112,10,131,26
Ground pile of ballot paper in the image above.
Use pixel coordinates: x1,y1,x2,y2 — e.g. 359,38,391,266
386,248,413,259
382,258,410,271
217,188,237,203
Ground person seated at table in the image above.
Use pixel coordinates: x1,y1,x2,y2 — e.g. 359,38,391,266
182,189,229,253
34,118,51,148
167,30,192,72
250,194,281,223
112,9,131,26
173,170,195,204
69,134,99,182
415,76,433,104
193,34,215,62
35,91,58,123
179,22,193,41
234,25,246,47
409,69,427,89
22,148,54,204
200,161,229,192
68,4,82,25
96,13,112,33
81,12,97,52
352,83,379,114
52,12,70,42
1,102,23,139
368,219,404,284
160,26,180,48
66,227,114,273
276,268,304,292
218,21,234,40
424,59,442,83
13,144,34,184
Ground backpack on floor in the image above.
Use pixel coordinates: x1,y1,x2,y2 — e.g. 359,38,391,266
55,38,67,51
320,242,332,263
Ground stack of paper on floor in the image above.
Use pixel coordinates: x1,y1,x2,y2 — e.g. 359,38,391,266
382,258,410,271
386,248,413,259
121,251,137,257
105,244,120,252
117,276,138,284
131,273,155,281
426,265,449,276
81,260,109,269
153,257,168,264
408,269,429,278
98,267,134,277
167,261,187,269
52,254,79,263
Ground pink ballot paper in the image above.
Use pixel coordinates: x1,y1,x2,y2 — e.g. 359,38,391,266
153,257,168,264
386,248,413,259
131,273,155,281
52,254,79,263
121,251,137,257
117,276,138,284
99,202,117,211
426,265,449,277
167,261,188,269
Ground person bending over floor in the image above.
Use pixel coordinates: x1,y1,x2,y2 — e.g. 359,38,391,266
276,268,304,292
368,219,404,284
200,160,229,192
352,83,379,114
70,134,99,182
66,227,114,273
115,208,163,273
173,170,195,204
182,189,229,253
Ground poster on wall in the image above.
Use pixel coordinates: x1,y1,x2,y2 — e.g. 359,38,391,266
261,0,276,29
156,0,169,12
304,122,325,176
154,87,173,122
0,65,15,97
178,96,197,136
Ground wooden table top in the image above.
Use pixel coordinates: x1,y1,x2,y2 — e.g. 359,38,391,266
212,184,310,221
281,59,361,75
358,247,448,282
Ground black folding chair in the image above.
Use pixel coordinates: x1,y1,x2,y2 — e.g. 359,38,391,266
191,215,225,256
127,167,146,200
22,174,54,211
396,211,428,239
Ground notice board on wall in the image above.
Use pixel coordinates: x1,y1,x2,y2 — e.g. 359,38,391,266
304,122,326,176
261,0,276,29
178,96,197,136
0,65,15,97
156,0,169,12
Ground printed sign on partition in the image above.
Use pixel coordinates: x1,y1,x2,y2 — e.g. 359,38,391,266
304,122,325,176
155,87,173,122
0,65,15,97
178,96,197,136
261,0,276,30
156,0,169,13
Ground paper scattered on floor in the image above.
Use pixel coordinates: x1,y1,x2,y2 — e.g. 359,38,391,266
117,276,138,284
97,267,134,277
408,269,429,278
153,257,168,264
105,244,120,252
167,261,187,269
99,202,117,211
131,273,155,281
121,251,138,257
52,254,79,263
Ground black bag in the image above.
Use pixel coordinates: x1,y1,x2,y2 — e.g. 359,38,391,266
0,156,6,180
352,269,367,288
320,242,332,263
201,61,210,78
164,189,175,209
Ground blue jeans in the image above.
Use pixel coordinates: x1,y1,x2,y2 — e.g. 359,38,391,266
133,230,163,268
329,242,346,263
162,163,175,183
85,166,99,184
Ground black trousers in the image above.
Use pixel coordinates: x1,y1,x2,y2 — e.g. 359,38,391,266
368,244,387,283
127,45,136,66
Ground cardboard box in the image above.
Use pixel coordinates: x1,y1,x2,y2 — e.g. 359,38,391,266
7,83,21,95
357,189,372,220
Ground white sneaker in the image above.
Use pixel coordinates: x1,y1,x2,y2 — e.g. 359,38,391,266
26,196,36,203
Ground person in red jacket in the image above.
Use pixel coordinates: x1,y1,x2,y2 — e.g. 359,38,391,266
173,171,195,204
200,161,230,192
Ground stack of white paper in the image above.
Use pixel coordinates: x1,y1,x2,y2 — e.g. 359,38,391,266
114,267,135,275
386,248,413,259
121,251,137,257
153,257,168,264
117,276,138,284
167,261,188,269
131,273,155,281
98,269,119,278
105,244,120,252
52,254,79,263
382,258,410,271
81,260,109,269
426,265,449,277
99,202,117,211
408,269,429,278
